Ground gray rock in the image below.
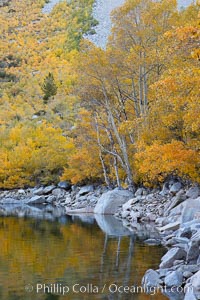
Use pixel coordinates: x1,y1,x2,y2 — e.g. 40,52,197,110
43,185,56,194
181,219,200,229
160,247,186,269
142,269,161,288
179,227,192,239
165,233,176,241
45,195,56,204
26,195,45,205
122,198,139,211
164,270,183,287
163,289,185,300
144,239,161,245
158,268,170,278
78,185,94,196
165,237,177,246
76,195,87,202
18,189,25,195
58,181,71,190
143,189,149,196
183,271,193,279
71,185,78,192
166,190,187,213
173,243,188,251
197,255,200,264
190,230,200,243
178,265,200,274
52,188,66,198
169,201,187,217
193,223,200,230
135,188,145,197
173,260,184,266
170,182,182,195
185,270,200,299
174,237,189,244
32,114,39,120
77,201,89,209
122,219,131,228
160,182,169,196
184,290,197,300
94,189,133,215
33,187,44,196
130,211,141,221
158,221,180,232
169,179,178,187
186,234,200,263
121,210,130,218
146,213,156,221
140,216,150,222
88,197,98,205
59,197,66,203
64,195,71,205
181,197,200,223
155,217,165,226
186,186,200,199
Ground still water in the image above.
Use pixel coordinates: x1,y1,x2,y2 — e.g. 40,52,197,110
0,214,167,300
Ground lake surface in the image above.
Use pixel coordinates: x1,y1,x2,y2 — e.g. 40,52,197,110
0,214,167,300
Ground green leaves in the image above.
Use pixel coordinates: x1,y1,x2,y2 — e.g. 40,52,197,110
64,0,98,51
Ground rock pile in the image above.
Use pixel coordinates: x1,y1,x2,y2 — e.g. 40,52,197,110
0,183,107,216
115,182,200,228
114,180,200,299
142,222,200,299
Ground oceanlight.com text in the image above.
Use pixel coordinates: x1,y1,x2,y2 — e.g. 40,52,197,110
24,282,194,296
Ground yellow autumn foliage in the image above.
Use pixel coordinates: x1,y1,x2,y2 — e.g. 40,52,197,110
61,109,103,184
0,123,75,188
0,0,199,188
135,141,200,186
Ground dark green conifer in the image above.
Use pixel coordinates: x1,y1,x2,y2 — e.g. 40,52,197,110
42,72,57,103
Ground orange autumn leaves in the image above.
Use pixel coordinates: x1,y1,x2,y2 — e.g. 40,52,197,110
135,141,199,185
62,0,200,187
0,0,199,188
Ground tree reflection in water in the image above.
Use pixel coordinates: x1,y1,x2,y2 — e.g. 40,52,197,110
0,214,166,300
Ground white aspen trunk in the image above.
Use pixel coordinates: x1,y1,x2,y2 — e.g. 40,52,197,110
113,155,121,187
95,116,112,187
103,91,134,189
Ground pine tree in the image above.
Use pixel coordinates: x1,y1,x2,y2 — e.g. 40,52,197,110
42,72,57,103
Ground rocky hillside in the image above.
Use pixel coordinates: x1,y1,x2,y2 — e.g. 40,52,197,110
0,0,10,7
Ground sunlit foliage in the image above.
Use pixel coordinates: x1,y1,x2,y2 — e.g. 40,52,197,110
0,0,199,188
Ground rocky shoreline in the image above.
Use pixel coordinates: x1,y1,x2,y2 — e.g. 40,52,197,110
0,180,200,299
114,181,200,300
